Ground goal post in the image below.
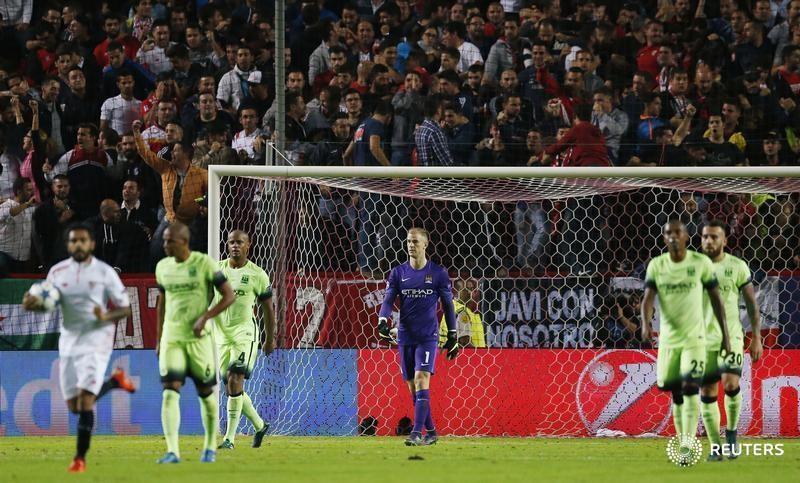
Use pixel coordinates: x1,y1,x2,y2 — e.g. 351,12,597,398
208,163,800,437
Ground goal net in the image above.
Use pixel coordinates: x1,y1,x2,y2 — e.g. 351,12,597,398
209,163,800,437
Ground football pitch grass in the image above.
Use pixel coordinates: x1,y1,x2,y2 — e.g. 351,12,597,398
1,436,799,482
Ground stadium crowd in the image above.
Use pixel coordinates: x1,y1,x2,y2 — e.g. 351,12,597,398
0,0,799,277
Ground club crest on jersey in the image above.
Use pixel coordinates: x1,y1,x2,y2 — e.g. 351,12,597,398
576,350,672,436
189,267,197,277
725,268,733,277
425,275,433,283
241,275,249,284
687,267,695,277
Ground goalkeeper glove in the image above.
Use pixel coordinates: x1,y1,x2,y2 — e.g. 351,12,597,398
443,330,459,360
377,317,395,344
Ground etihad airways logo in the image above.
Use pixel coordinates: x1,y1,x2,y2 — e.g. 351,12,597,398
401,289,434,298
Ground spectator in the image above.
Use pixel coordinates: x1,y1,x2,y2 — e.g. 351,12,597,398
443,103,477,166
636,92,668,142
141,100,176,153
135,19,174,75
483,16,531,85
32,175,74,269
47,123,112,220
217,44,256,112
543,103,611,167
232,104,264,164
442,21,484,73
704,113,748,166
414,96,455,166
308,20,342,86
0,177,36,276
185,92,236,143
390,70,425,166
192,121,239,169
99,70,143,135
166,44,203,100
115,132,162,210
0,136,20,203
754,131,796,165
313,45,349,95
120,177,157,235
62,67,100,147
660,68,692,129
89,198,149,272
101,41,156,100
93,13,140,68
37,77,65,153
438,278,487,348
16,99,50,202
591,87,629,164
132,119,207,264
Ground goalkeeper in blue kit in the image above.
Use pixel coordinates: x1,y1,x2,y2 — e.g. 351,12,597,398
378,228,458,446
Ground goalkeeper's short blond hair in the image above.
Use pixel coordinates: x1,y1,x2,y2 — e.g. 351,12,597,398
408,227,430,240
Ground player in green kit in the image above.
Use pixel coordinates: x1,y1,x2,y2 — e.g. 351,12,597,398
155,222,235,464
641,220,731,454
700,220,762,461
216,230,275,450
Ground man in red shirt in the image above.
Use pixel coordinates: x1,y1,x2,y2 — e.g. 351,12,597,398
636,20,664,79
94,13,140,68
542,103,611,167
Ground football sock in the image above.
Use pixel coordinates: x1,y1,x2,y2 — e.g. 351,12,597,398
425,390,435,432
671,391,684,436
76,410,94,459
96,377,119,400
225,393,243,443
161,389,181,457
725,387,742,431
681,393,700,439
199,392,219,451
241,392,265,431
412,389,430,434
700,396,722,450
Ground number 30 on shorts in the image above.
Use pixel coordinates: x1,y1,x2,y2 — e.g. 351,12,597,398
724,351,743,367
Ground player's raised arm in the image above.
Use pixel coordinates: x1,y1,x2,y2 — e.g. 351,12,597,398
742,282,762,362
193,273,234,337
438,272,458,360
377,268,398,343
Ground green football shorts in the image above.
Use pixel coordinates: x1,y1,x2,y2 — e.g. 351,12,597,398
656,345,706,390
218,337,259,379
159,335,218,387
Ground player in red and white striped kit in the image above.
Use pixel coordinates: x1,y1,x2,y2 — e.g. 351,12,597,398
23,224,136,473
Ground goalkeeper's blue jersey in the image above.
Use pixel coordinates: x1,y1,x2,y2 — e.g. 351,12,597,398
379,261,456,344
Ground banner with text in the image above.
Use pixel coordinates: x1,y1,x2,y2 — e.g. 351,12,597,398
480,277,605,348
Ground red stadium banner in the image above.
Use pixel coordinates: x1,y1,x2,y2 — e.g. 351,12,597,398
356,349,800,437
283,275,388,348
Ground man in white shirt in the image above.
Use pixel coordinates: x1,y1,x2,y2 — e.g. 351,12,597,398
217,44,255,112
23,224,135,473
136,19,175,75
442,21,484,73
0,177,36,275
231,104,263,163
100,70,143,135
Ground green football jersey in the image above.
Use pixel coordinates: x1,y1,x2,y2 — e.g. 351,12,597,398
645,250,718,349
704,254,751,348
156,251,224,342
213,259,272,341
